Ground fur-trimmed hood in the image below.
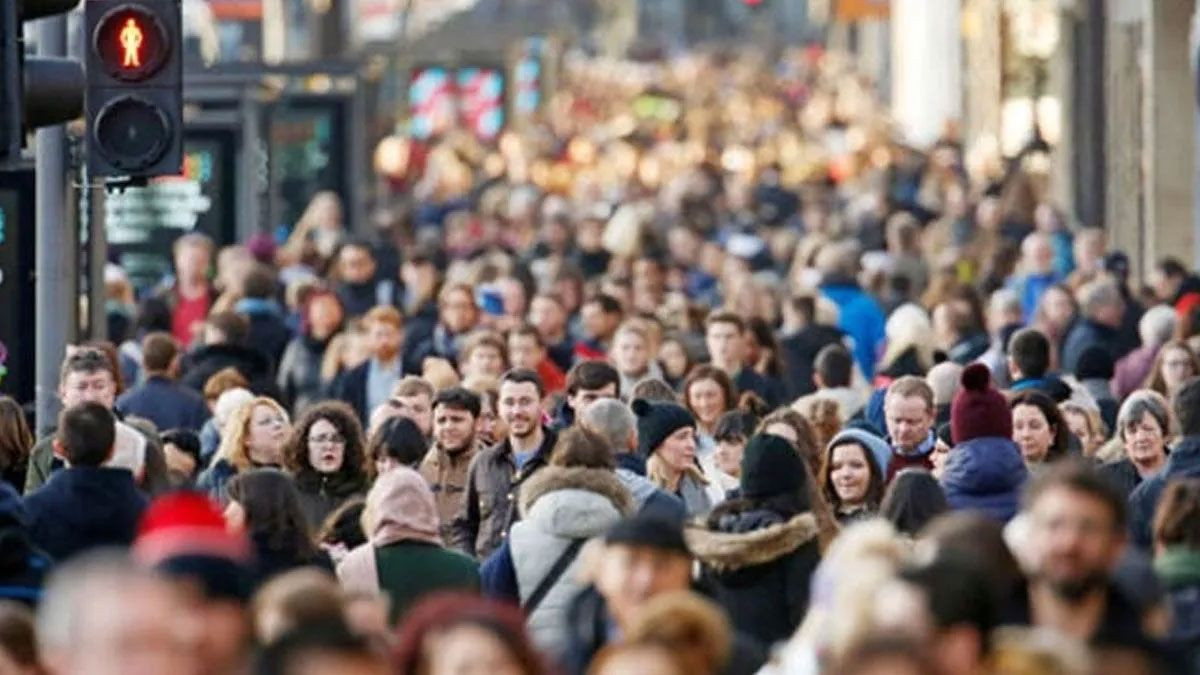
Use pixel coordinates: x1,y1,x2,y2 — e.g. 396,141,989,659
519,466,634,519
685,512,819,572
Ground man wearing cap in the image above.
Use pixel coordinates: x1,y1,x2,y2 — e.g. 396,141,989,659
563,514,766,675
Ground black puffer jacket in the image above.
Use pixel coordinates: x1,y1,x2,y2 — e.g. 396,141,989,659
686,501,821,647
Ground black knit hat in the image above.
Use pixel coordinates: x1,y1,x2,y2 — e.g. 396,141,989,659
741,433,807,500
1075,346,1115,381
632,398,695,458
605,514,690,557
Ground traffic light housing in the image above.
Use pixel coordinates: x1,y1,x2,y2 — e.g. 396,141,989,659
1,0,86,165
85,0,181,177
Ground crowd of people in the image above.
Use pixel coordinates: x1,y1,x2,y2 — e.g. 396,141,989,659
1,46,1200,674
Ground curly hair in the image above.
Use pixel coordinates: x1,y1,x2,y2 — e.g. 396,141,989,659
284,401,368,498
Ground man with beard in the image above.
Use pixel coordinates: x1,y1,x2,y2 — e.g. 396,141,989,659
450,369,556,559
330,306,406,426
419,387,483,543
1006,460,1147,646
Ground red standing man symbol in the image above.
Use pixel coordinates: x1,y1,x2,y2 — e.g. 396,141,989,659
119,18,143,68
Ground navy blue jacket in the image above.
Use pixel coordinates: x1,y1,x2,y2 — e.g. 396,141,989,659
733,369,785,409
1060,319,1119,375
0,483,51,607
116,375,211,432
1130,436,1200,549
24,467,148,562
329,360,371,425
941,436,1028,523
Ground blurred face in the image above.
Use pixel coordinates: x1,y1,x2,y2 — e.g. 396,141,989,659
567,382,618,415
499,381,541,440
931,437,952,478
885,395,933,451
61,369,117,409
55,581,203,675
1029,486,1125,600
613,331,649,375
476,396,505,447
1041,288,1076,330
441,289,478,334
687,378,726,427
1122,412,1166,471
433,404,477,454
395,394,433,437
1161,346,1196,392
581,303,618,341
529,297,566,340
829,443,872,506
308,295,344,339
1063,410,1097,456
338,246,376,284
656,427,696,474
246,404,289,466
1026,239,1054,274
507,334,543,371
595,544,693,629
1149,269,1179,303
306,418,345,474
657,341,688,379
1013,404,1054,464
714,437,745,477
175,243,210,285
705,322,745,369
423,624,525,675
464,346,504,379
367,320,403,362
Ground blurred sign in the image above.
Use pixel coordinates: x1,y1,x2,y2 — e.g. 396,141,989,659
408,66,456,140
836,0,889,21
354,0,403,44
207,0,261,20
513,38,545,118
457,66,505,141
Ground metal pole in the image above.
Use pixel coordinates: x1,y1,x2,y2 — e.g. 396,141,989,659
86,168,106,342
34,14,72,435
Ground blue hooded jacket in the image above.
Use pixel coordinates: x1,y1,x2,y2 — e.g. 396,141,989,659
940,436,1028,523
820,282,885,379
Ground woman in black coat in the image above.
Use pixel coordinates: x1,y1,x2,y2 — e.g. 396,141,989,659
283,401,368,529
224,469,333,587
685,434,821,647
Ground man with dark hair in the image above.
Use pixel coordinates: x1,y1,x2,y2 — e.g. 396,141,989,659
704,311,783,407
1129,377,1200,549
575,294,623,362
180,311,279,399
420,387,483,542
1060,278,1127,373
792,343,864,423
1008,460,1146,647
24,404,148,561
450,369,557,559
234,263,292,370
556,360,621,429
932,291,990,365
1150,257,1200,319
1006,328,1070,400
778,292,844,399
116,332,210,432
333,238,398,320
508,324,566,397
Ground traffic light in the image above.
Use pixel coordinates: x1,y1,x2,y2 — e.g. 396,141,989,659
1,0,87,164
85,0,181,177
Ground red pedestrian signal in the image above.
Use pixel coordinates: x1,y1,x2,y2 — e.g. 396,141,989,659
91,4,168,82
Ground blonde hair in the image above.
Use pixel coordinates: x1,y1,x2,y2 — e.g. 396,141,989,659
879,303,935,373
212,397,289,471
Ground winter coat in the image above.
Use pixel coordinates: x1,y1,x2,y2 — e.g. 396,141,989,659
1113,343,1160,400
115,375,211,432
1099,458,1148,502
448,428,557,559
686,504,821,647
418,442,479,543
276,335,331,414
779,324,845,400
496,465,632,658
180,343,281,401
248,531,333,588
1060,319,1119,375
24,421,170,496
562,586,768,675
947,332,991,365
327,360,373,425
820,281,886,379
195,458,239,504
24,467,148,562
1130,436,1200,549
733,368,786,409
614,466,686,522
0,483,51,607
235,298,293,373
1154,547,1200,668
940,436,1028,523
294,472,365,531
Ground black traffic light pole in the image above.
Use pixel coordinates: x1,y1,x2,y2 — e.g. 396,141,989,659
34,12,75,435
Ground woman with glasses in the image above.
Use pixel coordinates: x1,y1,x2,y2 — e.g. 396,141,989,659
198,397,291,503
284,401,368,528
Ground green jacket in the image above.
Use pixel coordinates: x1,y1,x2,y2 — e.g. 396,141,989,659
375,541,479,624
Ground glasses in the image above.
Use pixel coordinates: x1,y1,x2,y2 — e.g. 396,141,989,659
309,433,346,445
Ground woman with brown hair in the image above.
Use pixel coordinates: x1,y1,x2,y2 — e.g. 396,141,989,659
198,397,291,503
0,398,32,492
1142,340,1200,402
681,365,737,457
284,401,368,529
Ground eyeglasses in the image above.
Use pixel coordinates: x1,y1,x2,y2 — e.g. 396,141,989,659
309,433,346,445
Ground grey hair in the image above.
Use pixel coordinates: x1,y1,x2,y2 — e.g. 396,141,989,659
579,398,637,456
1079,278,1122,318
1139,305,1178,346
1116,390,1171,440
926,362,963,407
37,551,162,655
988,288,1021,316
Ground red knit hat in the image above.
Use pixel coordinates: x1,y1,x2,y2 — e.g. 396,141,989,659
133,491,251,566
950,364,1012,445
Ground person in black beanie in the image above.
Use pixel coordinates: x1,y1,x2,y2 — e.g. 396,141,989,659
684,434,821,647
633,399,722,516
1074,345,1118,432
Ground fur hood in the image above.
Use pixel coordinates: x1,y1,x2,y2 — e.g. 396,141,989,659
685,512,819,572
519,466,634,518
